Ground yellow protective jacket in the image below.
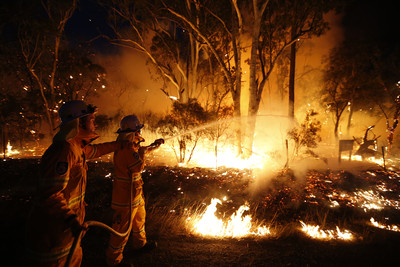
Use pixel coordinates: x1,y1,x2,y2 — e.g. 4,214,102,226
111,139,159,209
111,146,147,209
26,130,122,264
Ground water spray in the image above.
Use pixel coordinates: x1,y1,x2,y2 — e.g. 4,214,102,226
162,114,293,142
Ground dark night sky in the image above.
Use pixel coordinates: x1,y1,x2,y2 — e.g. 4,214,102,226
62,0,400,56
341,0,399,46
64,0,116,54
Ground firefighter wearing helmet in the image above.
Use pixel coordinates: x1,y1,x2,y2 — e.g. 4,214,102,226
106,115,164,267
25,100,132,267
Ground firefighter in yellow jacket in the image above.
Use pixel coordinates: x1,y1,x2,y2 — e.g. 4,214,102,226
25,100,131,267
106,115,164,267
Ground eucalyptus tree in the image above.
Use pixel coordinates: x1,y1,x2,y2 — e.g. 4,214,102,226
165,0,245,154
321,42,380,139
17,0,79,135
283,0,338,119
245,0,337,155
321,48,352,139
56,48,107,102
0,45,43,152
101,0,209,103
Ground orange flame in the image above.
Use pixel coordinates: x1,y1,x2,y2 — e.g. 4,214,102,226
187,198,270,238
370,217,400,232
299,221,354,240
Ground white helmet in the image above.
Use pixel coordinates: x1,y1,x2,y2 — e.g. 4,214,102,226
117,115,144,133
58,100,97,126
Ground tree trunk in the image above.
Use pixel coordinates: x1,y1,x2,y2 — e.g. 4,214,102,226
346,100,353,136
334,118,339,139
288,28,296,119
232,90,242,156
248,34,262,157
246,2,263,157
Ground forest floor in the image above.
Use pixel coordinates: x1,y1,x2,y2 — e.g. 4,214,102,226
2,158,400,266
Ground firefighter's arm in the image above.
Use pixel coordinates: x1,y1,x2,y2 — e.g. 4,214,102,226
143,138,164,154
85,140,135,159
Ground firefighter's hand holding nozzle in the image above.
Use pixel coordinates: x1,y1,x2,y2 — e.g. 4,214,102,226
151,138,165,148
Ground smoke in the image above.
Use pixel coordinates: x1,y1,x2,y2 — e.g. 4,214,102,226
92,49,170,118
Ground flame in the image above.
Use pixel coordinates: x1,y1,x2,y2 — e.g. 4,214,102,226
158,138,281,170
340,155,384,165
187,198,270,238
4,141,20,157
370,217,400,232
299,221,354,240
189,145,270,169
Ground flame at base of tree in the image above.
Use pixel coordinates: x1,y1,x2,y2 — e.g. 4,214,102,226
186,198,270,238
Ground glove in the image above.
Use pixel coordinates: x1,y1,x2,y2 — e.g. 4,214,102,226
151,138,165,147
66,215,87,238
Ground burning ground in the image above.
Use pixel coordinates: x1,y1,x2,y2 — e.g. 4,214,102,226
2,158,400,266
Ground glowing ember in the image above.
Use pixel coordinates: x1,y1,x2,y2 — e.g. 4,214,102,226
299,221,353,240
370,217,400,232
187,198,270,238
353,190,400,210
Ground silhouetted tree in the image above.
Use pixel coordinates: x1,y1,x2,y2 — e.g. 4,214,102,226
157,98,209,164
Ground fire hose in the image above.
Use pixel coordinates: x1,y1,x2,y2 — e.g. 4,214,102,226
64,182,135,267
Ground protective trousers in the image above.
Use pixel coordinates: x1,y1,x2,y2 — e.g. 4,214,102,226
26,244,82,267
106,199,147,266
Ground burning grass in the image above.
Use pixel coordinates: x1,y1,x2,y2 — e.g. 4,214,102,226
136,163,400,243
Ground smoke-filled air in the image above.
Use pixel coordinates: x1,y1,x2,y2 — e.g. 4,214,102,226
2,0,400,266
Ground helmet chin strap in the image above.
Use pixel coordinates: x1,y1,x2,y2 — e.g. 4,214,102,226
134,132,145,144
79,116,87,130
